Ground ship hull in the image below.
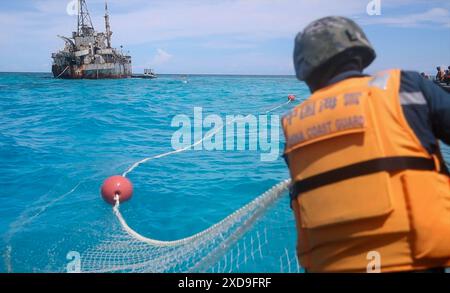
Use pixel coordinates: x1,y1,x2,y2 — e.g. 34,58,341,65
52,63,132,79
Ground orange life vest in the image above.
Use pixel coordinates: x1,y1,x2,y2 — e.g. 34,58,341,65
282,69,450,272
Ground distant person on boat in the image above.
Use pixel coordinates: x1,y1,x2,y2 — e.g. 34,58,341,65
420,72,428,79
436,66,445,82
445,67,450,83
283,16,450,273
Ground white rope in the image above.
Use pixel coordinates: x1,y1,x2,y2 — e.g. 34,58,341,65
116,99,295,246
264,100,291,114
113,179,290,247
122,99,293,177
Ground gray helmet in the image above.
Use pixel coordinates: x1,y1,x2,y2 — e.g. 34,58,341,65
294,16,376,81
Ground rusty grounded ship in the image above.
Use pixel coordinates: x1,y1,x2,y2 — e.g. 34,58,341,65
52,0,132,79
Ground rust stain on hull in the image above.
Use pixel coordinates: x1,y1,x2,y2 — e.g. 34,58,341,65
52,64,132,79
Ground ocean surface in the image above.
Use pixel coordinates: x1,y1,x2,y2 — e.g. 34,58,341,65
0,73,307,272
1,73,449,273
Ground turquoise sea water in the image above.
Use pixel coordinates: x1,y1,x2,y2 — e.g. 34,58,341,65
0,73,306,272
1,73,449,273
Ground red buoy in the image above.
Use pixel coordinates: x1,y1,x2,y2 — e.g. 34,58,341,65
288,94,296,101
101,175,133,205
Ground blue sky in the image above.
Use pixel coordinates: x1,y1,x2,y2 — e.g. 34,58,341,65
0,0,449,75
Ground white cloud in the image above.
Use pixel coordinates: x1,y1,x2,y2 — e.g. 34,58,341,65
107,0,367,45
0,0,448,73
362,7,450,27
2,0,438,50
151,49,173,66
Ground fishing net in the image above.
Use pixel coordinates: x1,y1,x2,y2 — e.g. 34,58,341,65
80,179,301,273
4,100,302,273
77,100,300,273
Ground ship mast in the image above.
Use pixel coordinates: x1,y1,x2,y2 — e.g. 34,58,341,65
77,0,94,36
104,1,112,48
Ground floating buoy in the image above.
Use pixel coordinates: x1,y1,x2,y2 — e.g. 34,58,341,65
101,175,133,205
288,94,296,101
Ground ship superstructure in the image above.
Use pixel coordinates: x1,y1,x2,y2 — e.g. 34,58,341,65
52,0,132,79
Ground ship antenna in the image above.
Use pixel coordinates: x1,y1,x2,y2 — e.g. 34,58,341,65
77,0,94,36
105,1,112,48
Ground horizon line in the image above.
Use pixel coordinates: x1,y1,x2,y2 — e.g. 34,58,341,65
0,71,297,77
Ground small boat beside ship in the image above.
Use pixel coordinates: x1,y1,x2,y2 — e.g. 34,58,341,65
143,68,157,79
131,69,158,79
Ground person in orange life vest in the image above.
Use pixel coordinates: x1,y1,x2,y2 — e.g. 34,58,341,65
282,16,450,273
